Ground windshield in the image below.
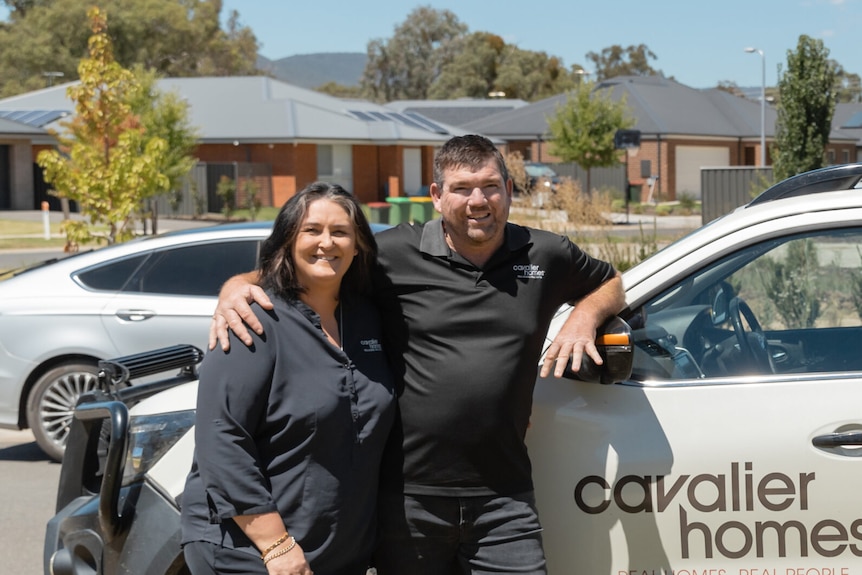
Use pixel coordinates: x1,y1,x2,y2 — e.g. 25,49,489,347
525,164,557,177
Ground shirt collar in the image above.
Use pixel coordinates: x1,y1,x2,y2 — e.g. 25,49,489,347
418,218,533,261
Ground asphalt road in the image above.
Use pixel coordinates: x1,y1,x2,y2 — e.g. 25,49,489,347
0,428,61,575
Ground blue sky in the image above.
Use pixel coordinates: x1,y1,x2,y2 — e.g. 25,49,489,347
220,0,861,89
0,1,856,90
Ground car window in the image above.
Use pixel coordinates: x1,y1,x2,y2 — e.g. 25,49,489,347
630,227,862,380
123,240,260,296
76,254,149,291
525,164,556,177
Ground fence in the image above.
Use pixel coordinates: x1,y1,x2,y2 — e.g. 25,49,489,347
700,167,773,224
553,162,627,195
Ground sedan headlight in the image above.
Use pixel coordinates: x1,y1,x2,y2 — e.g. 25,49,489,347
122,410,195,486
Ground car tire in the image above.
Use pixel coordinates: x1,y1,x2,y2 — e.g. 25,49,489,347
26,362,101,462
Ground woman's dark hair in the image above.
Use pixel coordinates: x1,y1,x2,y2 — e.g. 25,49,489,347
258,182,377,300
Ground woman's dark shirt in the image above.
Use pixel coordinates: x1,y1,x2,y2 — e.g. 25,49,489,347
181,292,395,574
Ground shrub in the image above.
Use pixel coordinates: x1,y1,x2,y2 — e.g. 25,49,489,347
216,175,237,221
678,193,697,211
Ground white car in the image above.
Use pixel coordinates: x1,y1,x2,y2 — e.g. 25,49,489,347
0,222,273,461
46,163,862,574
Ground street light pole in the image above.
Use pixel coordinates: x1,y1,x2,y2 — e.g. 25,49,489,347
744,47,766,166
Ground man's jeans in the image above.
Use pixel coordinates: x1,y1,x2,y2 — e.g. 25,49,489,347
373,491,547,575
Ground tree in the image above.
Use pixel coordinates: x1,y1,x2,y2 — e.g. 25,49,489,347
427,32,503,100
586,44,661,81
547,81,635,194
315,81,364,98
362,11,581,103
771,35,837,182
489,46,578,102
37,7,196,247
360,6,468,102
128,65,200,231
716,80,744,97
832,60,862,103
427,32,578,101
0,0,259,98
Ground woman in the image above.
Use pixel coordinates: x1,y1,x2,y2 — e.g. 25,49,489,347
181,183,395,575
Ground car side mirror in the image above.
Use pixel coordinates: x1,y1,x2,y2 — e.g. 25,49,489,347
564,316,633,384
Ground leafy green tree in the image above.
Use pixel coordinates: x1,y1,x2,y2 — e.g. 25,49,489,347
772,35,837,182
547,81,635,194
586,44,661,81
429,32,577,101
427,32,503,100
0,0,259,98
360,6,468,102
129,65,199,230
37,7,192,247
490,46,578,102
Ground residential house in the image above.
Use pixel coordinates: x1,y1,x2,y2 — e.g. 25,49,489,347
833,102,862,164
460,75,858,201
0,76,463,212
3,74,858,213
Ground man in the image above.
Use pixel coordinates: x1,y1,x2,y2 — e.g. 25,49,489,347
212,135,625,574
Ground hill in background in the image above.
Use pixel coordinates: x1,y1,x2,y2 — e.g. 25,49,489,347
257,53,367,89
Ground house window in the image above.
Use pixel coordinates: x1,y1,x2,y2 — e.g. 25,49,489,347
827,149,836,164
316,144,353,192
843,149,850,164
317,145,333,175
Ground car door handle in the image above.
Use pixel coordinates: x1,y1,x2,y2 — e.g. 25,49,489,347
812,430,862,448
115,309,156,322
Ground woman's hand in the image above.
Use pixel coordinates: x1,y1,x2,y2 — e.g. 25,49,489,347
265,542,313,575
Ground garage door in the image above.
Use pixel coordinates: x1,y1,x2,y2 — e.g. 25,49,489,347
675,146,729,200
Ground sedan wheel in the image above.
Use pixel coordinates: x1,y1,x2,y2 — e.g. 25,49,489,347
26,362,101,462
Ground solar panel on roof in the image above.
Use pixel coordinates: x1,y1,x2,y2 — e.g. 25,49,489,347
0,109,67,127
385,112,427,130
842,111,862,129
404,111,449,134
348,108,451,135
348,110,375,121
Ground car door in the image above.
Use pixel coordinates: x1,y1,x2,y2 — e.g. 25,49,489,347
99,238,261,355
528,226,862,574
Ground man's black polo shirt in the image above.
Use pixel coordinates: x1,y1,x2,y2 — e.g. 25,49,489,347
374,219,616,496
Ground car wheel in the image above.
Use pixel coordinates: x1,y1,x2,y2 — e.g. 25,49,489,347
26,362,101,462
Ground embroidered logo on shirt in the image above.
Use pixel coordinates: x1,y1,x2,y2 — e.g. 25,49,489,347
513,264,546,280
361,338,383,353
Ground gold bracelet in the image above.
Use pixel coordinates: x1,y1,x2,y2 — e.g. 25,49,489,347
259,532,290,560
263,537,296,565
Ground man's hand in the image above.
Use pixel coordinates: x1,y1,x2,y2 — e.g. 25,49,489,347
540,315,603,379
209,272,272,351
540,273,625,379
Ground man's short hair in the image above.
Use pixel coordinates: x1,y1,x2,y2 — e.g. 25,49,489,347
433,134,509,187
